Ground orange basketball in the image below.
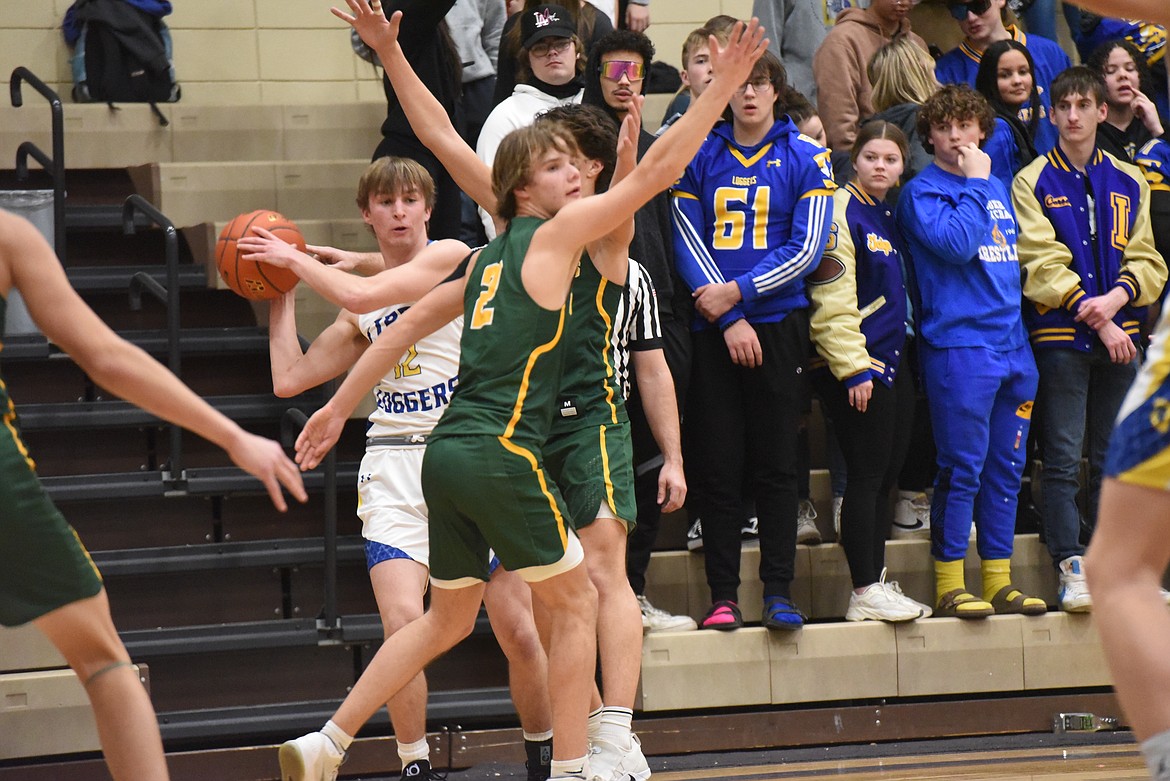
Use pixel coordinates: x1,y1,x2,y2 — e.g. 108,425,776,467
215,210,304,300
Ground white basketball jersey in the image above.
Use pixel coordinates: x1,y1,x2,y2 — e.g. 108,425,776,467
358,304,463,438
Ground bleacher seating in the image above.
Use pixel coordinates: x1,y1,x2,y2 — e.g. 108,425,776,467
0,47,1119,777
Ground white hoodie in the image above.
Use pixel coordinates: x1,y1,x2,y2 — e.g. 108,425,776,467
475,83,583,238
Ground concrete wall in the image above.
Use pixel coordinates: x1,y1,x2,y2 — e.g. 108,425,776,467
1,0,756,107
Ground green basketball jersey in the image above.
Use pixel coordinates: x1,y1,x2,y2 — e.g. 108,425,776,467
550,255,628,435
431,217,568,446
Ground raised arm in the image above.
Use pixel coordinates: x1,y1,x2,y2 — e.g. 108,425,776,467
526,20,769,289
1068,0,1170,25
295,270,469,469
1,212,306,511
336,3,500,221
586,99,643,285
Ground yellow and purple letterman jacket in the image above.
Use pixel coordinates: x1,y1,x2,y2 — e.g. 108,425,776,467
1012,144,1166,352
807,182,910,389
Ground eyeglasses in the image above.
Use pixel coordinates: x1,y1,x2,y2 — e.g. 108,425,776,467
948,0,993,20
529,38,573,58
735,78,774,94
599,60,645,82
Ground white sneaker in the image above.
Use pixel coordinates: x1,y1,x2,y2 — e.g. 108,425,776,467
589,733,651,781
832,496,843,540
891,491,930,540
845,569,925,622
278,732,345,781
685,517,703,551
1058,556,1092,613
637,595,697,633
741,515,759,548
796,499,822,545
885,575,933,618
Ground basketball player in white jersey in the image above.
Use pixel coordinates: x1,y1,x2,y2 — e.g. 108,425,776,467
243,157,553,781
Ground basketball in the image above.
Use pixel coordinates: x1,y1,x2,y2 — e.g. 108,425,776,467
215,210,304,300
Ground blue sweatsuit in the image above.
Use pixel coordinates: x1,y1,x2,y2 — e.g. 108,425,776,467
896,164,1038,563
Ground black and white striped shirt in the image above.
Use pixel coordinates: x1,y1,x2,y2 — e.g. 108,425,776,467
612,258,663,401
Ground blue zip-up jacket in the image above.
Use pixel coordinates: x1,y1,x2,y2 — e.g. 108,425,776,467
808,182,911,388
895,163,1027,350
1012,145,1166,351
670,117,836,331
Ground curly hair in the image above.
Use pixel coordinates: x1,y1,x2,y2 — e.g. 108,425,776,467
1086,38,1159,107
592,28,656,69
916,84,996,154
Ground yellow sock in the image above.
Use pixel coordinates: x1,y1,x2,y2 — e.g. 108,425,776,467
981,558,1012,602
935,558,966,603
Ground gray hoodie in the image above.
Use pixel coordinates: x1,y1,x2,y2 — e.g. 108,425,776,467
445,0,505,83
751,0,827,103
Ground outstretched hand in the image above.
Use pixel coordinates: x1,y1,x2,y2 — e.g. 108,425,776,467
332,0,401,57
708,18,769,91
228,431,308,511
238,226,308,269
613,95,643,186
306,243,358,271
294,403,346,471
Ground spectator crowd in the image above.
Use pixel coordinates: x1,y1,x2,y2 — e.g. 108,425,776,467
365,0,1170,633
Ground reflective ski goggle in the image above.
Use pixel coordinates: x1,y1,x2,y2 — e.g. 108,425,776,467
599,60,646,82
949,0,993,19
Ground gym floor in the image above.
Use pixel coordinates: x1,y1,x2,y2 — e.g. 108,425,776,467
406,733,1147,781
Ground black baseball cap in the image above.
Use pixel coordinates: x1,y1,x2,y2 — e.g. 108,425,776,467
521,4,576,49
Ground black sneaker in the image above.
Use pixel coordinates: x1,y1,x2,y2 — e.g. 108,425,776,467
402,759,446,781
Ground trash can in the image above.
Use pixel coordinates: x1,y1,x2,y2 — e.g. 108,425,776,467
0,190,55,337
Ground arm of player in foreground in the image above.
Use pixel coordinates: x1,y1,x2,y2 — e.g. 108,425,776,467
295,272,468,469
242,227,469,314
526,20,769,292
2,211,306,511
338,3,501,228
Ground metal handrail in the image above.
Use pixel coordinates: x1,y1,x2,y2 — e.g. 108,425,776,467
10,67,65,261
122,194,183,477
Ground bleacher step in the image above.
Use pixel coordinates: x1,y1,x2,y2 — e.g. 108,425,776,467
637,612,1107,712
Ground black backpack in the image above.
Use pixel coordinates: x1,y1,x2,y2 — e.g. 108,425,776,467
67,0,180,125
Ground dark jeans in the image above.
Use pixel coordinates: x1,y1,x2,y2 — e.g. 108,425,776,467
1034,344,1138,566
813,360,915,587
685,314,807,603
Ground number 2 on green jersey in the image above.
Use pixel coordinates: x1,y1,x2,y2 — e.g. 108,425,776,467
471,261,503,329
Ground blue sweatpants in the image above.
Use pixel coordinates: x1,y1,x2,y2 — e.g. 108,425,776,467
921,344,1038,562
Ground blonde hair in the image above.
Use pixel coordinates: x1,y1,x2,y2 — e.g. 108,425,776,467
355,157,436,211
681,26,725,68
492,124,574,221
869,37,938,113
